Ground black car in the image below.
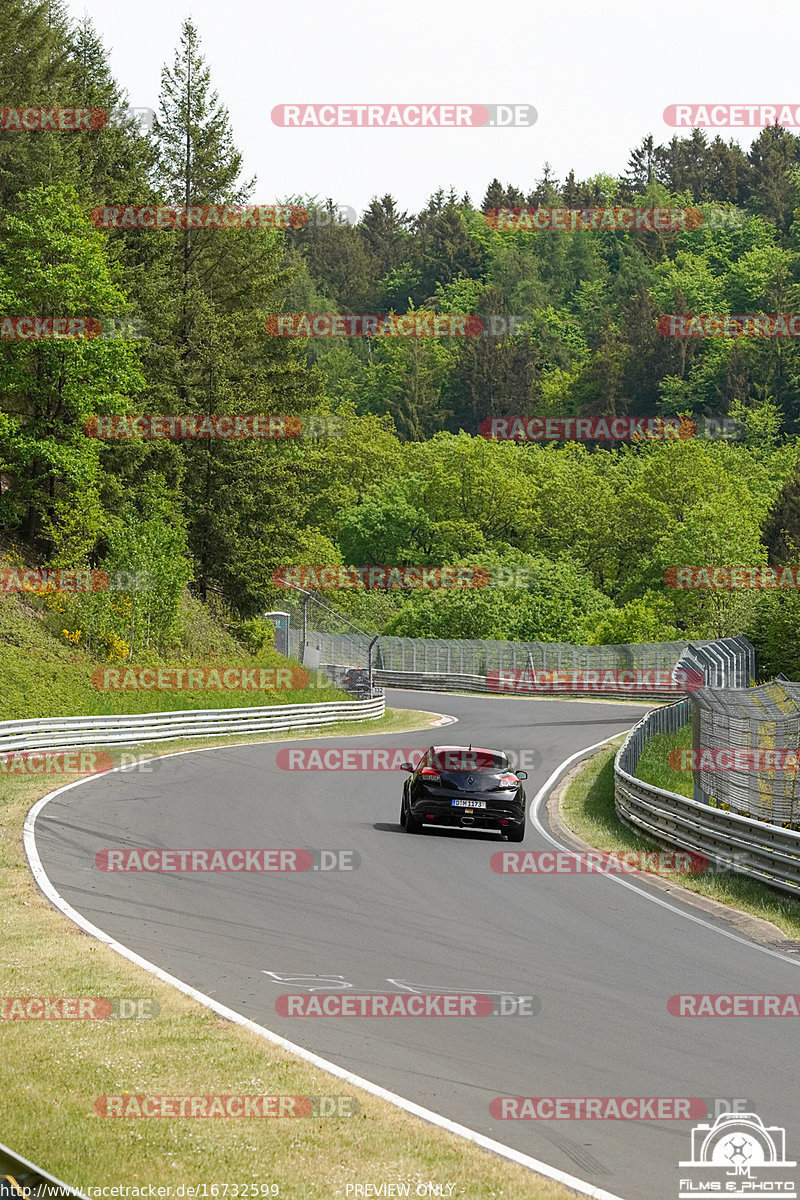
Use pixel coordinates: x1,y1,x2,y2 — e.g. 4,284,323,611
399,745,527,840
342,666,371,697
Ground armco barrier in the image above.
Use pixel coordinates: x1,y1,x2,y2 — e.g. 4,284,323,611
0,696,385,755
0,1136,87,1198
371,669,686,700
614,701,800,896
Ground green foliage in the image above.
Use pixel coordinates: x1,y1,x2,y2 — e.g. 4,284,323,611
4,7,800,666
384,554,611,642
229,615,275,655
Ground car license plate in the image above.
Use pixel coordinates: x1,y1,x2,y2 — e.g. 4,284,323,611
451,798,486,808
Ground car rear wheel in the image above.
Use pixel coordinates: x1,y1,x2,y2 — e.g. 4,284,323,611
507,820,526,843
405,803,422,834
399,798,407,828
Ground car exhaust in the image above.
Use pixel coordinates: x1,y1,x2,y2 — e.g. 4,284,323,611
460,815,475,826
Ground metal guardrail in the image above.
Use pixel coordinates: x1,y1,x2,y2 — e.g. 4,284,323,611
614,702,800,897
0,1137,87,1198
370,669,685,700
0,697,385,755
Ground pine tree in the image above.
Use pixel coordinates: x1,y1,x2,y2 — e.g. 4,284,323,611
149,19,320,609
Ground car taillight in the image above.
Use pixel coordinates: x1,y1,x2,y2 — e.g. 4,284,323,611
419,767,440,782
498,774,519,788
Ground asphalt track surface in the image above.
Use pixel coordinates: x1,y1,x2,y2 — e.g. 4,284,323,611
33,690,800,1199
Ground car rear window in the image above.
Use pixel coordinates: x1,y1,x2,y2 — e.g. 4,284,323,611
430,749,509,772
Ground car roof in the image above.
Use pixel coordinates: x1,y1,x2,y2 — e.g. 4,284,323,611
431,744,505,755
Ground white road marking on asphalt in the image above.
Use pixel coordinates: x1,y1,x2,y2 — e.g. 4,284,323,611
529,735,800,969
24,739,627,1200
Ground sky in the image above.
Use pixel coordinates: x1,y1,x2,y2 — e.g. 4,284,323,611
78,0,800,217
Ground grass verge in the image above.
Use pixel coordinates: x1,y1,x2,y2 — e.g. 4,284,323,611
634,724,693,797
1,707,578,1200
560,740,800,940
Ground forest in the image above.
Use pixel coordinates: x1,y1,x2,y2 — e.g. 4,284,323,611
3,0,800,680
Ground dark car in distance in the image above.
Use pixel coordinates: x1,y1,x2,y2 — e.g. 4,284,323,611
342,666,371,698
400,745,527,841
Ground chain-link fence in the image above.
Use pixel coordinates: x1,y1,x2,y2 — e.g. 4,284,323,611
291,631,753,698
300,632,699,673
691,676,800,827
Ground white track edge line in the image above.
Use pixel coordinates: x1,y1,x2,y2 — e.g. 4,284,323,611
24,741,625,1200
529,736,800,969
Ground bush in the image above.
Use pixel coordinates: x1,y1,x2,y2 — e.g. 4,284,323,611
229,616,276,655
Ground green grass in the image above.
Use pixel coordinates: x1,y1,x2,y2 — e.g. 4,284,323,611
561,742,800,940
0,591,345,719
635,724,694,797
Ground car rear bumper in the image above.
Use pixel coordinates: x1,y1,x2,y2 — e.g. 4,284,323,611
409,798,524,831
